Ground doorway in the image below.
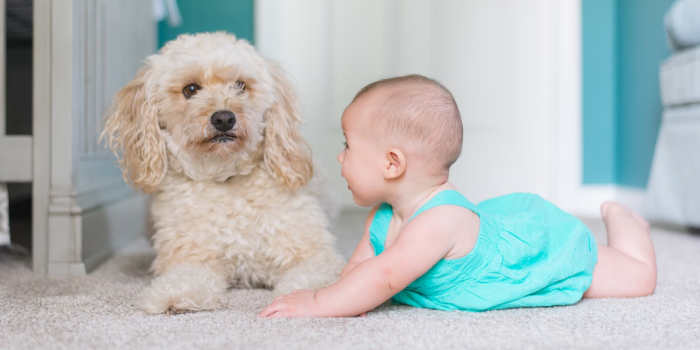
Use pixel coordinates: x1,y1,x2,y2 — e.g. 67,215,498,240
3,0,32,253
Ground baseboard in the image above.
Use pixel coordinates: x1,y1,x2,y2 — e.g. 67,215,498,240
48,261,87,276
558,185,646,219
81,192,149,273
614,186,647,214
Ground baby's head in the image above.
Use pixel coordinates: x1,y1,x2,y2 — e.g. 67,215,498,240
354,75,461,170
343,74,462,172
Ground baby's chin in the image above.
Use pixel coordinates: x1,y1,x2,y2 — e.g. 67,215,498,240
348,189,364,205
350,192,378,208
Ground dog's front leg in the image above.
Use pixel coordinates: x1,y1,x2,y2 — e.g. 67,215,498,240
138,262,228,314
273,248,345,296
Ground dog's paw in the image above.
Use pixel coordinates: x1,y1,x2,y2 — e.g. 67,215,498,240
138,288,222,314
271,280,301,297
137,263,228,314
272,250,345,296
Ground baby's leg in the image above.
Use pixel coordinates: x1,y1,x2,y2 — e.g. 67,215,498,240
583,201,657,298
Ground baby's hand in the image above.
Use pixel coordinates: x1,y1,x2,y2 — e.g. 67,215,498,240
259,289,320,318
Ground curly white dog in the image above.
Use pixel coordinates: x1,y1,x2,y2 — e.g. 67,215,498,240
102,32,344,314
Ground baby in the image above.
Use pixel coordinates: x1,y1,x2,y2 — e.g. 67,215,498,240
259,74,657,317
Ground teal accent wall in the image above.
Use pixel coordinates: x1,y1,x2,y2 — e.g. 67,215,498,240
616,0,675,187
582,0,674,188
157,0,254,48
582,0,618,184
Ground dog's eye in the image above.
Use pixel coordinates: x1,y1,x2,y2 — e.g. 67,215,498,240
234,80,246,92
182,83,201,99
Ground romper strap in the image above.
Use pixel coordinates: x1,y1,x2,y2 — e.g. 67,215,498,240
369,203,393,255
408,190,478,222
369,190,478,256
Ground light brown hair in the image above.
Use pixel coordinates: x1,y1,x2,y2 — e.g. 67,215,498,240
353,74,463,169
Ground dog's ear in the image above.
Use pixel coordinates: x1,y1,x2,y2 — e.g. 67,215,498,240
263,63,313,190
101,65,167,193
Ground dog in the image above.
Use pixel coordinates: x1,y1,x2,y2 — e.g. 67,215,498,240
101,32,344,314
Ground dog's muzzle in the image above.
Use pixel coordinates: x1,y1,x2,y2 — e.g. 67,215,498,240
211,110,236,132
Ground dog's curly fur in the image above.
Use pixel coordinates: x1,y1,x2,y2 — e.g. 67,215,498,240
101,32,344,314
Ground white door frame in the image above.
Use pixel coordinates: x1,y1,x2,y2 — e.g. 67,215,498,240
32,0,51,274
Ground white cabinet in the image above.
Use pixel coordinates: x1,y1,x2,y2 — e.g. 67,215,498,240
0,0,156,276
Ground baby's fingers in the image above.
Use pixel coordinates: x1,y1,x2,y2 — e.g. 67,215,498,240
259,301,285,318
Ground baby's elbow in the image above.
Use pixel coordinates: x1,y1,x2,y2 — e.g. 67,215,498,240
378,265,402,293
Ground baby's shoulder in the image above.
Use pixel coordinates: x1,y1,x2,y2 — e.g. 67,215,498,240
411,204,480,237
408,204,480,259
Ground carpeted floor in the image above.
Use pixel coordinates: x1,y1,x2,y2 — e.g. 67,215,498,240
1,210,699,350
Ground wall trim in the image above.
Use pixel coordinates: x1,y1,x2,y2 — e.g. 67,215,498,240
553,0,583,212
560,185,646,218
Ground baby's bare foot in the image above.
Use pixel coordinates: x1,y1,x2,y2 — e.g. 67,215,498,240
601,201,650,232
598,200,657,290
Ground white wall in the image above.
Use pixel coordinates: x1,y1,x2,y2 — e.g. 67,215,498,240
256,0,587,213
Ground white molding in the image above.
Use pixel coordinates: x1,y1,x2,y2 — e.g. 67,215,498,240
48,262,86,276
615,186,646,214
553,0,583,211
560,185,646,218
47,185,84,276
33,0,52,275
561,185,615,218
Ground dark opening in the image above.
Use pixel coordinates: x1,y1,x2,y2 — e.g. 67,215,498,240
5,0,33,252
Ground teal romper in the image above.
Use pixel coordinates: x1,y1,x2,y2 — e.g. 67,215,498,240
369,190,598,312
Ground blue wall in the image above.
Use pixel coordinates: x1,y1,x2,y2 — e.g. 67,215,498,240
616,0,675,187
582,0,675,188
157,0,254,48
582,0,618,184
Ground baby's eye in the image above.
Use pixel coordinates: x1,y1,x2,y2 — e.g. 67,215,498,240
343,141,348,149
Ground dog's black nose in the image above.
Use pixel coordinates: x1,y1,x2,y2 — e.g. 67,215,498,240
210,110,236,132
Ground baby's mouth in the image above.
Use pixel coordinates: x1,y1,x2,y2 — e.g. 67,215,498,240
210,133,237,143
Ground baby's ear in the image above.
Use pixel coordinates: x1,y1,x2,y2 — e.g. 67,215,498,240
384,148,407,180
100,65,168,193
262,62,313,190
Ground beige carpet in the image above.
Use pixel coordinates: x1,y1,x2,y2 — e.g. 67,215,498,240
1,211,700,350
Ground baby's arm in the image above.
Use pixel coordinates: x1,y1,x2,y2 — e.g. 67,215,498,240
340,206,379,278
260,207,456,317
